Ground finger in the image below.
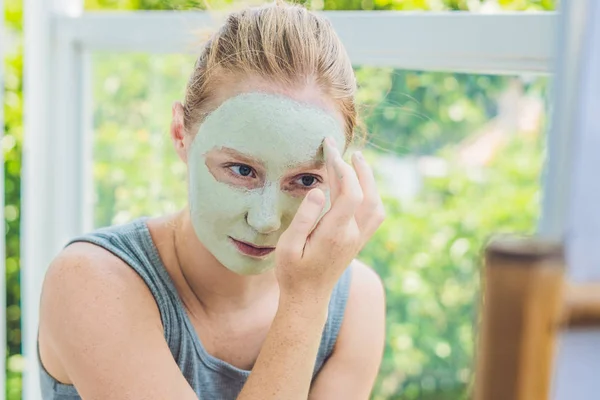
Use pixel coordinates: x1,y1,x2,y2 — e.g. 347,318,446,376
351,151,385,233
324,137,341,203
321,150,363,225
277,189,326,258
355,203,386,246
351,151,377,198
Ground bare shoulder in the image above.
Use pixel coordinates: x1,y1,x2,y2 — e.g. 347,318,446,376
39,242,161,384
335,259,385,349
44,242,130,281
41,241,158,314
347,259,385,305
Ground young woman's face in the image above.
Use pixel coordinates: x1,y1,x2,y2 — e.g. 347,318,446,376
187,92,346,275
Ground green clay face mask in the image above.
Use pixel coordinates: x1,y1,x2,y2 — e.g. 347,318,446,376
187,92,346,275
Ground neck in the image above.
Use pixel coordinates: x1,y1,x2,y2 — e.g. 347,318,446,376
166,210,278,317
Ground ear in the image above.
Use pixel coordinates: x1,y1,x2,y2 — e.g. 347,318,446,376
170,101,189,163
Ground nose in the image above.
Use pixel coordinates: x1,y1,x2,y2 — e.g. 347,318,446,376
246,183,282,234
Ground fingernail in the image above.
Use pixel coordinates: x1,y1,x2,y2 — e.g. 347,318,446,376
323,140,331,162
332,157,344,180
326,137,338,150
328,139,340,156
308,189,324,205
354,151,364,162
323,138,337,161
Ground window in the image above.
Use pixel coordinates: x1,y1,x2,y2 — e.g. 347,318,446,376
91,51,548,398
21,2,561,400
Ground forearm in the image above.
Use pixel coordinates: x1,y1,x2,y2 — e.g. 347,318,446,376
237,293,330,400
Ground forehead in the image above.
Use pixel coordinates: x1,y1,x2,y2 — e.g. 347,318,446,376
191,93,346,165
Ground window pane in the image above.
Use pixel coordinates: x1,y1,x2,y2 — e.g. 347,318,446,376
92,53,195,226
92,52,548,399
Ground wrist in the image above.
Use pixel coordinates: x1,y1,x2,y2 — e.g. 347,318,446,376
278,290,330,323
279,279,335,302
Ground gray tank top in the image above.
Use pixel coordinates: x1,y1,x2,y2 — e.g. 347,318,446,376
39,217,352,399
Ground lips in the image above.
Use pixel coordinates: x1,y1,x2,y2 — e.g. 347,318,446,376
229,237,276,258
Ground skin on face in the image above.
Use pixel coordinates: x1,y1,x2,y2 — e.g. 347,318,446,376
186,92,346,275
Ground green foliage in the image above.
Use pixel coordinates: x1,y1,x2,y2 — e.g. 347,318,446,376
92,53,194,226
3,0,25,398
4,0,553,399
364,132,542,399
91,52,545,399
356,69,509,155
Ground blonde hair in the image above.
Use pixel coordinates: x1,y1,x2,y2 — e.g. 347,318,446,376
183,1,358,146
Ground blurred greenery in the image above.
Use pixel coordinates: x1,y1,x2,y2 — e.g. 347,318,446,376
93,53,544,400
3,0,25,398
4,0,553,399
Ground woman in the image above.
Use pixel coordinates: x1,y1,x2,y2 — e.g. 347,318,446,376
38,2,386,399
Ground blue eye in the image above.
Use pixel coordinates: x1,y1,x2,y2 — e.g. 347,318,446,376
230,165,254,177
296,175,318,187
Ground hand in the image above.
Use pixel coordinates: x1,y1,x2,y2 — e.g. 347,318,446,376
275,137,385,301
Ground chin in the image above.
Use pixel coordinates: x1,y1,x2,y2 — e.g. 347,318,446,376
220,252,276,276
227,263,275,276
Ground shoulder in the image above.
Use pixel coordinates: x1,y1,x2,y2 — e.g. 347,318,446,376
332,259,385,352
41,242,156,304
337,258,385,357
331,260,385,334
41,215,178,322
38,242,197,398
347,259,385,306
39,242,162,383
40,241,161,328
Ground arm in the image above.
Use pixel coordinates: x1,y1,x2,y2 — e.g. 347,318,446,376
39,243,199,400
236,292,330,399
239,140,385,400
40,245,331,400
309,261,386,399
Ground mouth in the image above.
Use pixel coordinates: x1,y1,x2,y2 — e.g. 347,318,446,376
229,237,276,259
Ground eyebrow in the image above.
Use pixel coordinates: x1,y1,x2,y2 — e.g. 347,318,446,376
288,159,325,170
218,146,326,170
286,144,326,171
218,147,266,167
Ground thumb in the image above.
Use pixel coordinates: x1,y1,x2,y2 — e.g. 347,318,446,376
278,189,325,257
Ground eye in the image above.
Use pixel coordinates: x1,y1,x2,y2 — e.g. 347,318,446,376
229,164,256,178
295,175,320,188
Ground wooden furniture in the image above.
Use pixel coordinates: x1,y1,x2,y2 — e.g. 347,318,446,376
474,238,600,400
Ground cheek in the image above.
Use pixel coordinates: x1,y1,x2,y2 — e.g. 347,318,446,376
189,165,251,222
282,181,327,198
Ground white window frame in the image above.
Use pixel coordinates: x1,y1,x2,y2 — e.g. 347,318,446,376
23,1,591,399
